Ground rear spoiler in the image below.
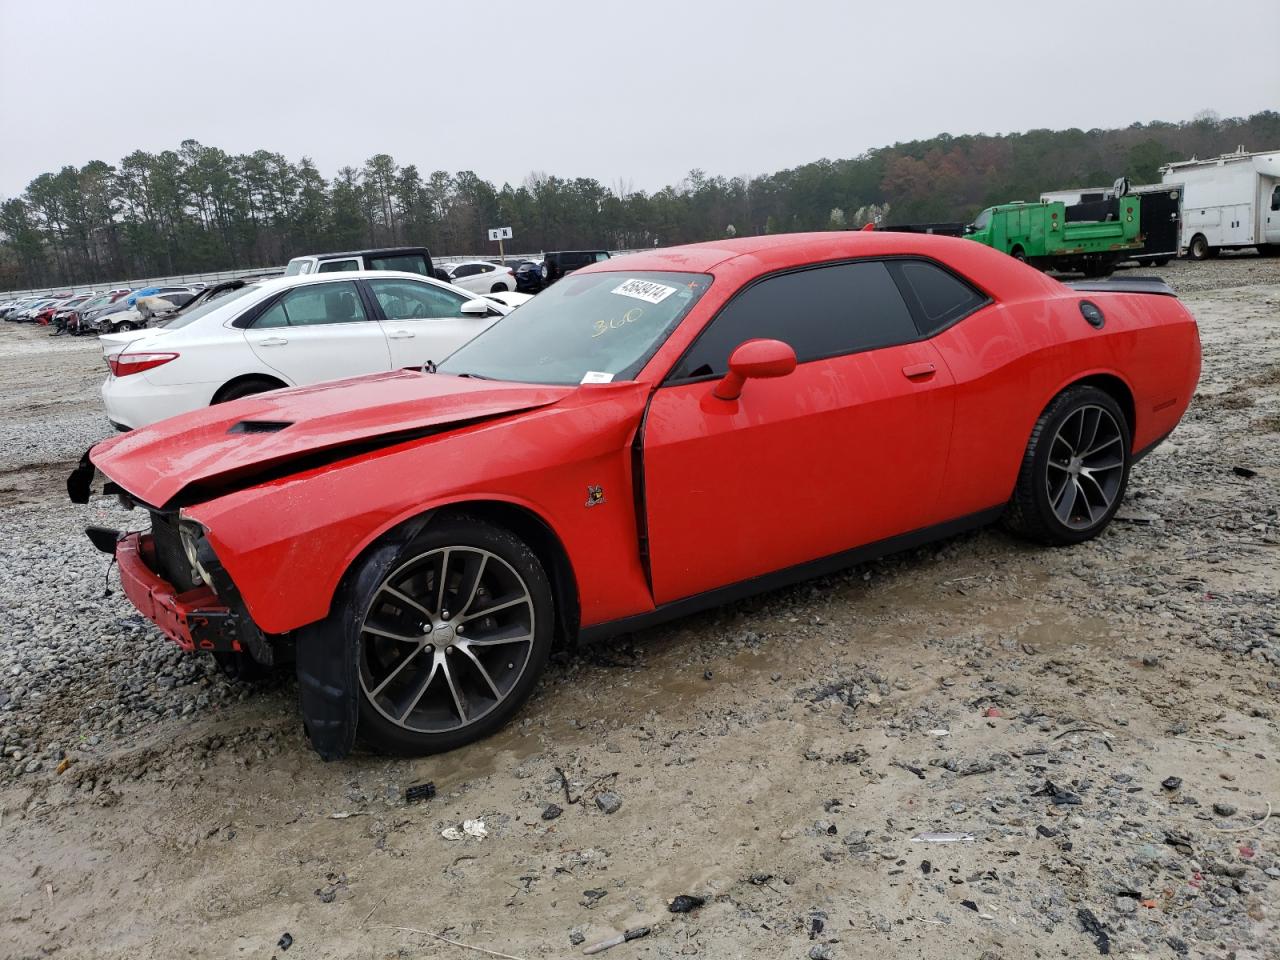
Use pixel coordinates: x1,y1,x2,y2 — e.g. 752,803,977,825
1064,276,1176,297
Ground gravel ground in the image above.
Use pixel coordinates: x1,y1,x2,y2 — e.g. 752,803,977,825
1,257,1278,960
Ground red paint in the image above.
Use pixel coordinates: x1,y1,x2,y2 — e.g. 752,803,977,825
88,232,1202,643
115,533,240,653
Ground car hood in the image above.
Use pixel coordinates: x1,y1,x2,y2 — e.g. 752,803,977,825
88,369,575,508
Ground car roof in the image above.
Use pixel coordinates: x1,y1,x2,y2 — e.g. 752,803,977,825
250,270,462,293
288,246,431,261
585,230,1065,302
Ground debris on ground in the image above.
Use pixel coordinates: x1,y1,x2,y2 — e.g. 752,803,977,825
582,926,651,955
1077,907,1112,955
594,791,623,814
667,894,706,913
542,803,564,821
404,781,436,803
910,832,975,843
276,932,293,951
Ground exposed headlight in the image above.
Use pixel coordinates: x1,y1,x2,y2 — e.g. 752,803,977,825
178,518,213,587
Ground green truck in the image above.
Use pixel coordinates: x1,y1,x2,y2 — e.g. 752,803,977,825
964,197,1143,276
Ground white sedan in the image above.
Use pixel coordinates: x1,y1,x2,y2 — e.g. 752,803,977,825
444,260,516,294
99,271,512,430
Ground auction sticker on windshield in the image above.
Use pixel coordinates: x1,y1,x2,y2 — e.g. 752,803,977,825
611,278,676,304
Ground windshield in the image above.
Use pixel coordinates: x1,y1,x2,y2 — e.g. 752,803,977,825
972,209,992,230
438,271,713,385
160,284,260,330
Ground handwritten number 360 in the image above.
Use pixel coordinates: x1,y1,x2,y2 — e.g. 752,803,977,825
592,308,644,338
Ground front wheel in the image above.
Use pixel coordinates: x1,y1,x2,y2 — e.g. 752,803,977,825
116,320,135,332
1003,385,1131,546
298,515,554,758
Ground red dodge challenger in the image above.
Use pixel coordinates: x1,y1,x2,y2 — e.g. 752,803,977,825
69,232,1202,758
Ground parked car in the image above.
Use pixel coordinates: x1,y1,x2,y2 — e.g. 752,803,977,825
72,232,1202,759
9,298,56,322
284,246,436,278
94,270,513,430
2,297,47,319
513,259,544,293
69,290,134,334
124,285,195,308
540,249,611,286
36,296,87,325
444,260,516,294
49,294,98,333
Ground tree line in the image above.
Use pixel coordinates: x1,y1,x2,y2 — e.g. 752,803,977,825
2,110,1277,291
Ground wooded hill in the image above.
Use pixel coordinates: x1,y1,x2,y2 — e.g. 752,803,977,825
3,111,1277,290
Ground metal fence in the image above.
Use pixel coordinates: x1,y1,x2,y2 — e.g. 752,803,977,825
0,248,659,302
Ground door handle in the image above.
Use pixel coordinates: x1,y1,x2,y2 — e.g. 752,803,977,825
902,362,936,381
387,330,415,339
258,337,288,346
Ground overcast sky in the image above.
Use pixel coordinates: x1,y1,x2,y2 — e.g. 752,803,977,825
1,0,1277,199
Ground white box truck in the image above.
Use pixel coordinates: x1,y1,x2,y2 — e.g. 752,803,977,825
1160,148,1280,259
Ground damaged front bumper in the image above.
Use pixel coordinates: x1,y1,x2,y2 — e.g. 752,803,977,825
111,531,242,653
72,447,280,663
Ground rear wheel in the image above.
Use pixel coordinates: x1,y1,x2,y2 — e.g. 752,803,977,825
1189,234,1212,260
298,515,554,758
1010,246,1027,262
116,320,135,332
490,282,507,293
1003,385,1131,546
214,377,284,403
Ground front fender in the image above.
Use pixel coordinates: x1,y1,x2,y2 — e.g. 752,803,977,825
186,383,654,634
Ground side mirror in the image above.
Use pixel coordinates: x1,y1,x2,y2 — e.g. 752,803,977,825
460,299,490,316
713,339,797,401
963,224,975,235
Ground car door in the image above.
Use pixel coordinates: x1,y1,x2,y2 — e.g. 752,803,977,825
242,279,392,385
642,259,956,605
1266,183,1280,245
365,277,497,368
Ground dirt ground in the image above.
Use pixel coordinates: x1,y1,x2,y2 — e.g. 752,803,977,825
1,258,1278,960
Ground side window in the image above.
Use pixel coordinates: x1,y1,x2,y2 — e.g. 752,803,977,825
316,259,359,273
452,264,480,278
476,264,494,274
1272,185,1280,211
368,254,429,275
369,278,471,320
673,261,917,379
891,260,987,335
253,281,368,328
594,252,611,262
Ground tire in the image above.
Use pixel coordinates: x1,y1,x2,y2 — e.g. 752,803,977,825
1153,257,1172,267
214,377,284,404
490,282,507,293
298,514,554,758
1010,246,1027,263
1189,234,1211,261
117,320,135,332
1002,385,1131,546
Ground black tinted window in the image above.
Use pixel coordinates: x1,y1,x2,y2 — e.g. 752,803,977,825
673,260,916,379
368,254,429,275
892,260,986,334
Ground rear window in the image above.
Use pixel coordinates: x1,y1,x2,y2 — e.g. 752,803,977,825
159,284,260,330
891,260,987,335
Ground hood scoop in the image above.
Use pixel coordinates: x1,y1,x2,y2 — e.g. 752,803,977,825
229,420,293,434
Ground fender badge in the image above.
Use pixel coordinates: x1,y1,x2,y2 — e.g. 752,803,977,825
585,484,606,508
